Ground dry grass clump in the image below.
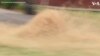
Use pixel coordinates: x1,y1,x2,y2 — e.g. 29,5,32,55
0,9,100,51
17,9,67,38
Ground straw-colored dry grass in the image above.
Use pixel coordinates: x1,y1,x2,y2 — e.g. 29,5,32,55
0,9,100,51
16,10,67,38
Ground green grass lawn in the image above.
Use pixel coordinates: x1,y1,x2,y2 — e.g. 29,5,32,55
0,46,47,56
0,45,100,56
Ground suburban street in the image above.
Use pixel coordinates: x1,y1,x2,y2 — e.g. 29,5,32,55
0,8,33,24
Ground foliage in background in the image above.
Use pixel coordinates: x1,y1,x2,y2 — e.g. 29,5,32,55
15,3,25,11
0,0,17,9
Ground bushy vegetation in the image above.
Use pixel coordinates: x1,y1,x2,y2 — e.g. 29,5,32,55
0,0,17,9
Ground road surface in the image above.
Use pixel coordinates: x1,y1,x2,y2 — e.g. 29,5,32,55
0,8,33,24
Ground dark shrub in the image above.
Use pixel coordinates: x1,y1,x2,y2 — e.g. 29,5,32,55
1,0,17,9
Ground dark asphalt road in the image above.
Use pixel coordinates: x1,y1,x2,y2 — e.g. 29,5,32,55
0,8,33,24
